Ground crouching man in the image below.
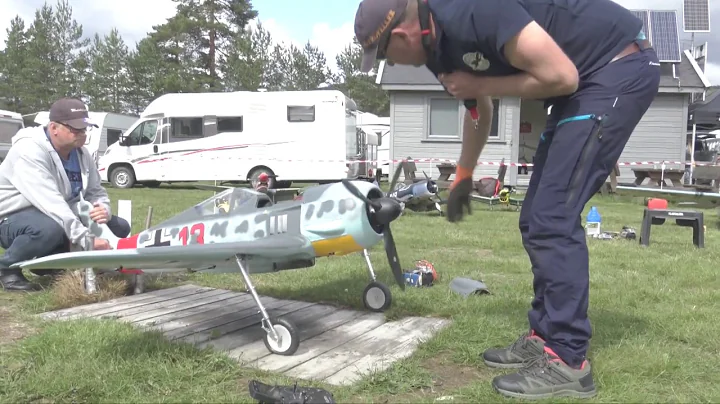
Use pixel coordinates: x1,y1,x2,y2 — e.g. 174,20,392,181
0,97,131,292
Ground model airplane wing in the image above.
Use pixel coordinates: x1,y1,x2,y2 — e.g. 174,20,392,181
11,234,312,271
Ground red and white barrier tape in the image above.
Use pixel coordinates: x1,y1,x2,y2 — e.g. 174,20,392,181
124,156,718,167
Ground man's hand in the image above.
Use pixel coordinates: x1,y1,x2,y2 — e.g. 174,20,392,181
93,238,111,250
446,165,475,223
90,202,109,224
438,72,483,99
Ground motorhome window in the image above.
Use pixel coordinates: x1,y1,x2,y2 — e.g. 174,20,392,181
170,117,204,138
287,106,315,122
217,116,243,132
106,129,122,147
0,119,22,143
139,121,158,144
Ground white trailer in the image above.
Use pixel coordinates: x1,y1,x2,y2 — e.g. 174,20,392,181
0,109,24,163
357,111,390,178
98,90,374,189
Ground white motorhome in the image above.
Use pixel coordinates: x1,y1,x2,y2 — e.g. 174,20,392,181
27,110,137,164
0,109,24,163
98,90,376,189
357,112,390,178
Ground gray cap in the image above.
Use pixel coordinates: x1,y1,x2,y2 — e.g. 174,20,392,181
49,97,98,130
354,0,408,73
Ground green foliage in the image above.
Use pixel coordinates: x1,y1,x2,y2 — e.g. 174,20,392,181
0,0,390,116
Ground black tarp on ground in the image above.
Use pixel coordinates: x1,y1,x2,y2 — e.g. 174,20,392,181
689,89,720,127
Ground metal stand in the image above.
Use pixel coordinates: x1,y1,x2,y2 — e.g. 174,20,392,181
84,233,97,294
131,206,153,295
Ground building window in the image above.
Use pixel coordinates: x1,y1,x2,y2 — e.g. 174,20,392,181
426,97,501,141
288,106,315,122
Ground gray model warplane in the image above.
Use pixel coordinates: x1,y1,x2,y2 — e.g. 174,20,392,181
12,166,408,357
388,167,445,215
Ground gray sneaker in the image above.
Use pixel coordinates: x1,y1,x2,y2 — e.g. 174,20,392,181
491,349,597,400
482,330,545,368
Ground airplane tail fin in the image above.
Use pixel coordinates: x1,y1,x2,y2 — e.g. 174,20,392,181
77,193,121,248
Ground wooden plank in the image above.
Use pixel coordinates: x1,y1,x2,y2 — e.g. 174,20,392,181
195,302,335,351
84,288,227,320
324,318,451,385
169,300,314,344
144,294,270,335
37,284,200,320
41,285,215,321
283,317,438,383
134,294,254,330
246,312,387,374
226,307,364,363
116,290,240,323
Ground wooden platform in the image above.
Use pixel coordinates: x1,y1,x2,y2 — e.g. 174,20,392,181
38,284,451,386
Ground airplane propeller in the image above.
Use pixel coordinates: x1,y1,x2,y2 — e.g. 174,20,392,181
341,161,406,290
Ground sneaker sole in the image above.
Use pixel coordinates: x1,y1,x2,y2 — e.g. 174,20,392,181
483,358,526,369
494,385,597,400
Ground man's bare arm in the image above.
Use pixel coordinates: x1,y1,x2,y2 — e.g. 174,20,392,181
458,95,494,171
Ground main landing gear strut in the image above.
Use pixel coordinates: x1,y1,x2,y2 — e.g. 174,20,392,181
234,254,300,356
360,249,392,312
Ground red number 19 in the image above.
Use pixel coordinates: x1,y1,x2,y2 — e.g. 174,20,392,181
178,223,205,245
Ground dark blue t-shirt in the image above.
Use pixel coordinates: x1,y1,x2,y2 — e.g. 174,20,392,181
426,0,644,85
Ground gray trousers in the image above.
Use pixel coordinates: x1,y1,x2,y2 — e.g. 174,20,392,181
0,206,131,270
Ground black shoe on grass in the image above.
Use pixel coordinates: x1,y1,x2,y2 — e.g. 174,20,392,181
482,330,546,369
491,348,597,400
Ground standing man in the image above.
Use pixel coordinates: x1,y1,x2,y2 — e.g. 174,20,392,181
355,0,660,399
0,97,130,292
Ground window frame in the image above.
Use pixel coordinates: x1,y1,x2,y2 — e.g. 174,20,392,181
423,95,503,143
287,105,315,122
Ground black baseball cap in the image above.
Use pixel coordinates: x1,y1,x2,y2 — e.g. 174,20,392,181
354,0,408,73
48,97,98,130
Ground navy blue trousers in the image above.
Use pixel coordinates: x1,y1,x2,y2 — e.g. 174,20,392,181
518,46,661,367
0,206,131,271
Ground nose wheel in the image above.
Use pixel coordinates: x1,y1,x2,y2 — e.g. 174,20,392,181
363,281,392,312
262,317,300,355
360,249,394,312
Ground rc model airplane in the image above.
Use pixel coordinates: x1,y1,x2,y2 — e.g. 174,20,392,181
388,164,445,215
12,165,409,357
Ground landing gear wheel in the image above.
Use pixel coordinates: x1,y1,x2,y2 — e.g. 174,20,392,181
363,281,392,312
263,317,300,356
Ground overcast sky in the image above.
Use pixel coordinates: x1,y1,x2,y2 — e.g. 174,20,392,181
0,0,717,83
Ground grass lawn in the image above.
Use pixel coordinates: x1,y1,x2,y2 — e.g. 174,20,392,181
1,183,720,403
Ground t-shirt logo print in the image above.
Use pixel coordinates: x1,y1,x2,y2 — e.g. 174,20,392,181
463,52,490,71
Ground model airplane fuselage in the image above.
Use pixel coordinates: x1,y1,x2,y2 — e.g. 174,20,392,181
388,180,438,203
14,180,387,275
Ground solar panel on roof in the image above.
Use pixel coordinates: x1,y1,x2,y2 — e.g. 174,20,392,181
630,10,651,39
649,10,682,63
682,0,710,32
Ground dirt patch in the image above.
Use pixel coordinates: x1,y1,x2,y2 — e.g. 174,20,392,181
368,352,490,402
0,302,34,345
